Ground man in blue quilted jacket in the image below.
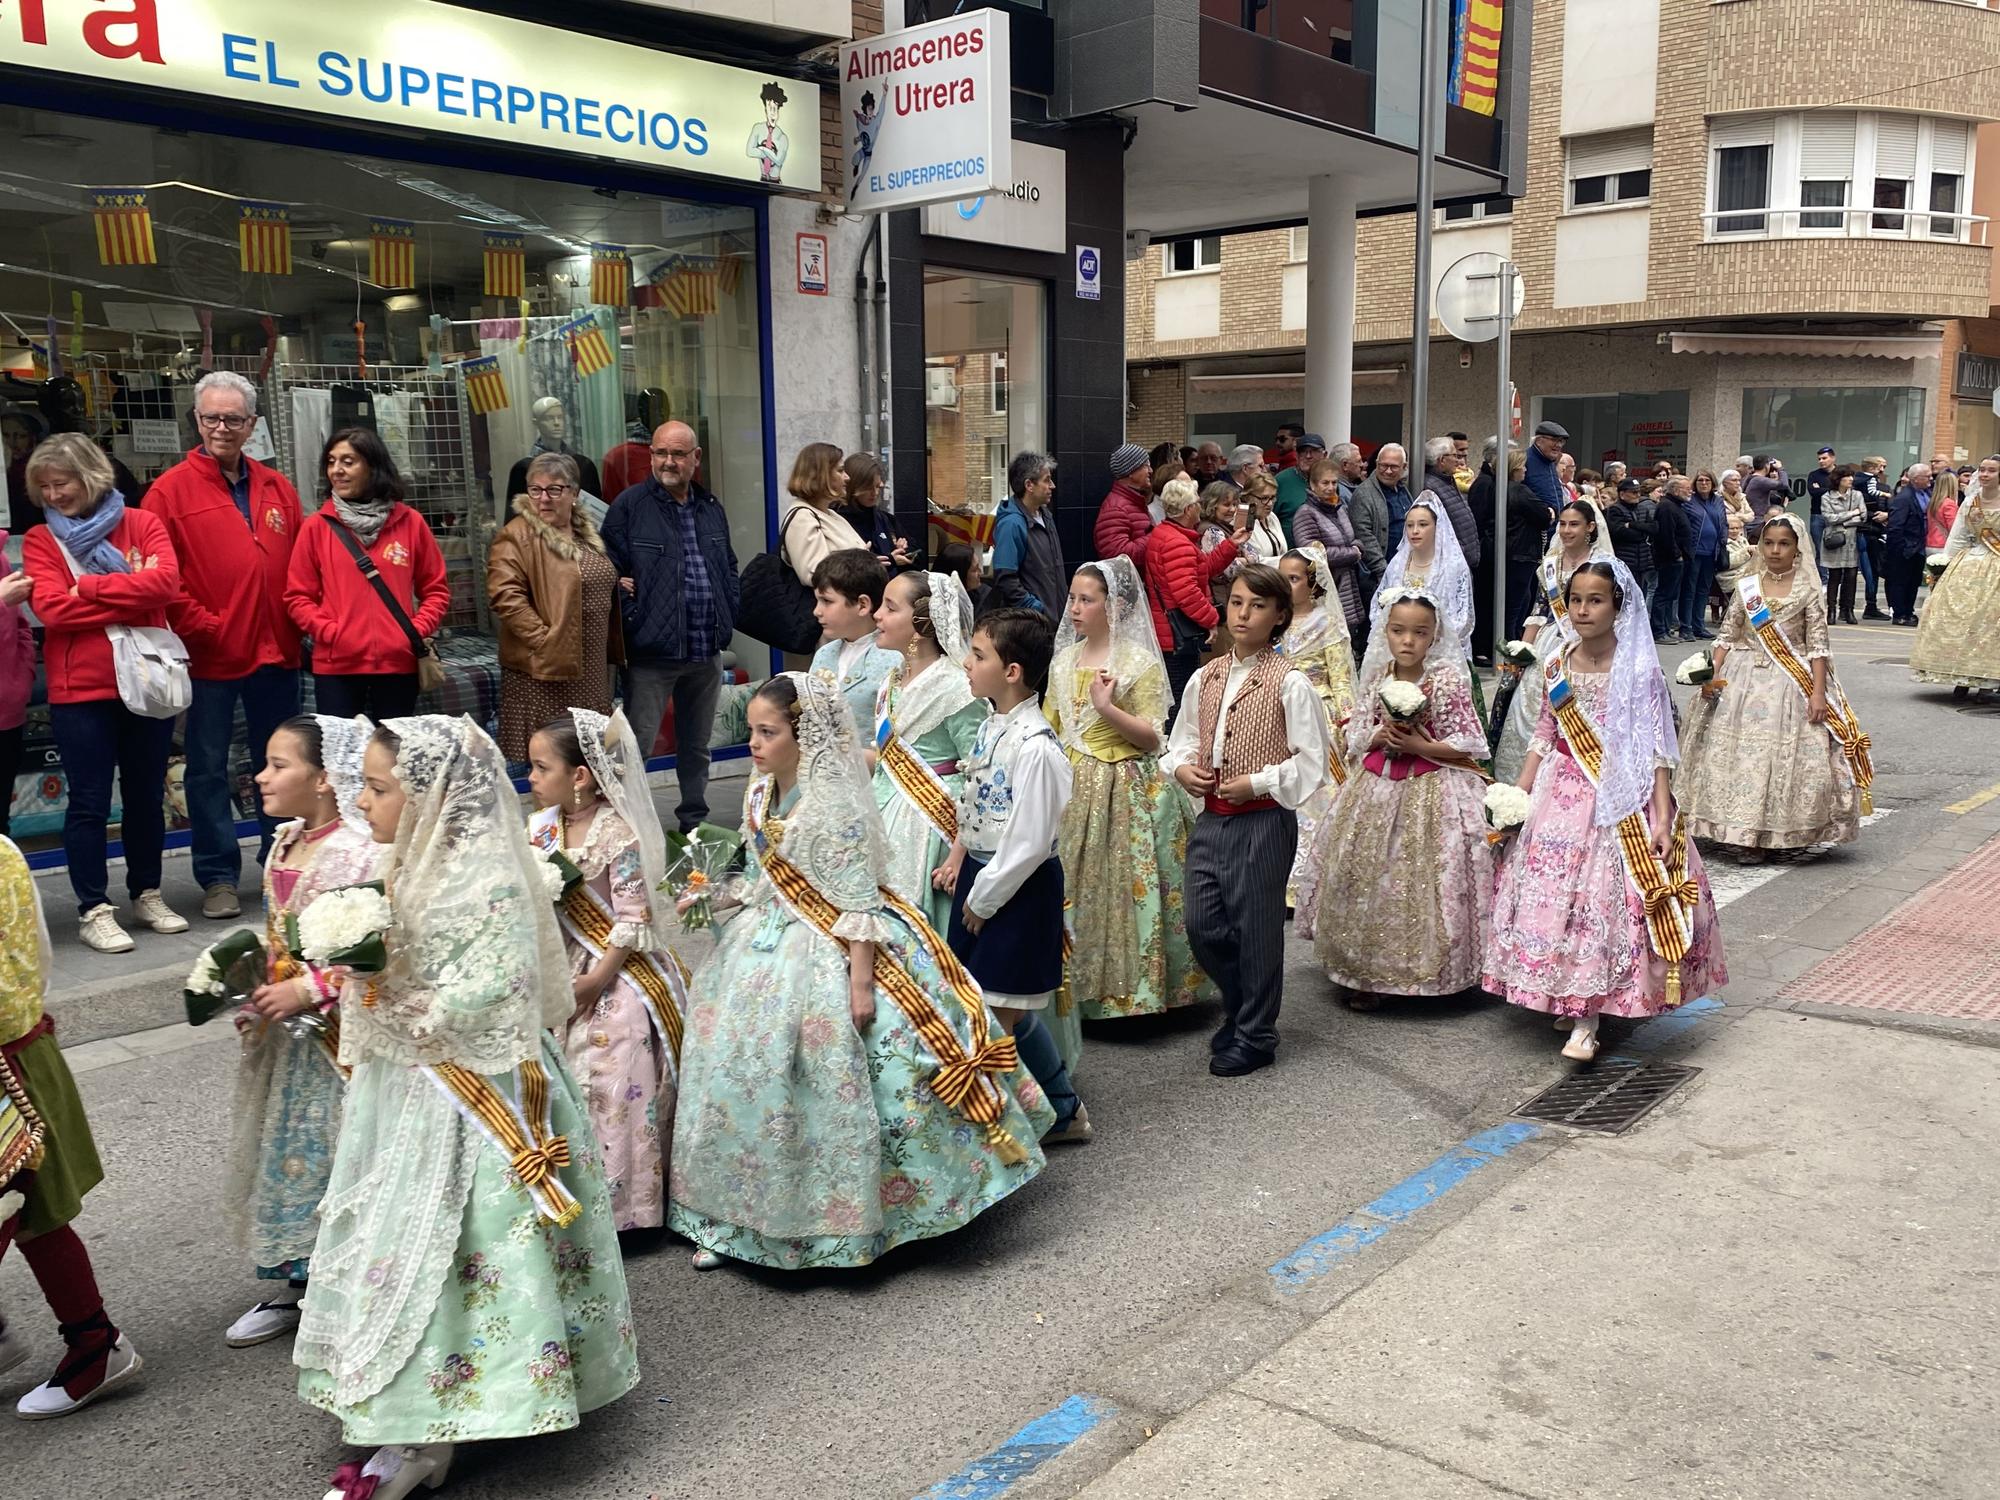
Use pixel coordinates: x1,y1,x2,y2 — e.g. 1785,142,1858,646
603,420,739,831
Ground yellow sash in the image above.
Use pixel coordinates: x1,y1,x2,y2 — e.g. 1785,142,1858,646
1546,650,1697,1007
749,786,1028,1165
1734,577,1874,815
878,731,959,843
423,1058,580,1227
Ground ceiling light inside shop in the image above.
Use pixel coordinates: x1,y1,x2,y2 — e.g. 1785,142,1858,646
383,294,423,312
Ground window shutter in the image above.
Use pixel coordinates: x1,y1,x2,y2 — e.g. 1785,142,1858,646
1709,114,1775,150
1799,113,1856,178
1931,120,1969,175
1568,128,1653,181
1875,115,1918,177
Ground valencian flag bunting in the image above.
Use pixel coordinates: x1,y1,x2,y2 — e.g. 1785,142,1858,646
238,201,292,275
483,232,526,299
93,189,157,266
1448,0,1503,116
562,315,616,378
590,244,631,308
461,355,510,415
370,218,417,289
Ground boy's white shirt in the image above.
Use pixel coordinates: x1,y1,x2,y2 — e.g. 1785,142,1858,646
958,695,1071,920
1160,651,1331,809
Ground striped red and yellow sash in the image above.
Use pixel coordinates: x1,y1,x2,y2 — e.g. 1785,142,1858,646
1547,652,1697,1006
557,881,688,1065
877,731,958,844
758,842,1029,1166
424,1058,581,1227
1735,578,1874,814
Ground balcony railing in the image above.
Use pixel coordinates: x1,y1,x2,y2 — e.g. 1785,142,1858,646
1200,0,1357,65
1701,206,1991,246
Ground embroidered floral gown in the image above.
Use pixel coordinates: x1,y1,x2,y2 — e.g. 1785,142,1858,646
1675,582,1859,849
1483,667,1727,1018
224,818,384,1283
1306,664,1494,995
529,805,679,1232
872,660,988,932
1492,553,1595,786
1045,647,1212,1020
667,780,1052,1270
1278,605,1358,908
1909,497,2000,691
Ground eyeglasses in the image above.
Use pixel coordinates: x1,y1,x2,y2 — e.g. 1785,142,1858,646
196,413,252,431
650,447,697,461
527,485,575,499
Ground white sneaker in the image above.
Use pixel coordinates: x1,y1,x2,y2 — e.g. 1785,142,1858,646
132,890,188,935
225,1295,303,1348
15,1333,143,1419
78,905,135,954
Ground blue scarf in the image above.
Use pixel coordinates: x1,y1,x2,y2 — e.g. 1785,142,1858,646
45,489,130,575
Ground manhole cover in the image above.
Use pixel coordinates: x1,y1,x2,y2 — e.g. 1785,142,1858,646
1513,1060,1698,1134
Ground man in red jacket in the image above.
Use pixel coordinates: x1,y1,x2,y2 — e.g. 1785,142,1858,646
142,372,302,919
1093,443,1158,569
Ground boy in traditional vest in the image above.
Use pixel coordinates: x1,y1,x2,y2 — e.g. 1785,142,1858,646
1162,564,1331,1076
937,608,1090,1143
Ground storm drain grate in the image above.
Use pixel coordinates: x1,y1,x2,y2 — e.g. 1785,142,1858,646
1512,1061,1699,1134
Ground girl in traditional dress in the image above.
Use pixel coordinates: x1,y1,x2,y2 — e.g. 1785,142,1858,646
1677,515,1872,857
1308,589,1493,1009
298,717,636,1500
870,571,987,932
667,673,1051,1272
1046,558,1210,1020
223,714,381,1350
1370,495,1488,730
525,708,686,1233
1909,453,2000,697
1276,544,1356,919
1484,560,1727,1061
1492,498,1615,785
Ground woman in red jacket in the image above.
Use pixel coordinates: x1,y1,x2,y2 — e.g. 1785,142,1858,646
284,428,449,722
1146,475,1244,710
21,435,187,953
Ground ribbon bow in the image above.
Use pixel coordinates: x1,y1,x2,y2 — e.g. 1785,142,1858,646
325,1463,379,1500
1644,880,1701,917
509,1135,572,1189
928,1036,1019,1113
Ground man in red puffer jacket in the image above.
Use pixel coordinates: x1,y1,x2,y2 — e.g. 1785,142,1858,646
141,372,302,921
1146,475,1244,710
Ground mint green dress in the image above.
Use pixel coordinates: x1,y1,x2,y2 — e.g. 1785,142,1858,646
870,661,988,933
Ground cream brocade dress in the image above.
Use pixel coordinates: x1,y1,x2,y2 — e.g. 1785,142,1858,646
1278,605,1357,909
1675,579,1860,850
1909,497,2000,691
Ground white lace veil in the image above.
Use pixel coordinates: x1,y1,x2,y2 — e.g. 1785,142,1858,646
1562,557,1679,828
1755,511,1817,579
1356,584,1466,694
572,706,668,904
314,713,373,825
1050,556,1169,743
346,715,571,1072
1284,543,1354,646
1374,495,1473,654
1545,495,1615,564
924,571,975,667
770,672,892,931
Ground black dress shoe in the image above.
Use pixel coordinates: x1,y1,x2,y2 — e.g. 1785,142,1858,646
1209,1046,1276,1077
1862,608,1888,620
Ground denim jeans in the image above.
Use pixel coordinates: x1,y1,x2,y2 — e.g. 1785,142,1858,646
50,698,175,915
184,666,301,891
1651,561,1684,636
1681,557,1718,637
623,657,722,831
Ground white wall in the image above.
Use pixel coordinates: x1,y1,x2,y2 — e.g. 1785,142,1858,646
767,197,874,489
1155,272,1222,342
1553,207,1651,307
1431,219,1515,308
1559,0,1659,136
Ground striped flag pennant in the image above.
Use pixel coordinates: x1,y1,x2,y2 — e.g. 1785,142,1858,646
590,244,631,308
717,253,744,296
660,268,720,319
483,232,526,300
929,508,997,550
92,188,157,266
370,218,417,289
461,354,510,415
562,315,615,377
238,201,292,275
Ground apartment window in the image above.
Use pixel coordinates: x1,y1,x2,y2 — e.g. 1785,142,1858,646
1710,111,1976,242
1715,146,1771,234
1872,116,1917,232
1440,195,1513,224
1567,129,1653,210
1290,226,1309,261
1798,113,1855,231
1163,236,1221,275
1930,120,1970,237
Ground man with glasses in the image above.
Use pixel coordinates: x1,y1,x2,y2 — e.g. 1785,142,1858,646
143,371,303,920
602,420,738,831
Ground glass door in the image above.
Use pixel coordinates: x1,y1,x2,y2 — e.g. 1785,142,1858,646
922,269,1047,521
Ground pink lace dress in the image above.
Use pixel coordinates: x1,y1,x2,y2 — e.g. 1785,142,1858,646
1482,668,1728,1019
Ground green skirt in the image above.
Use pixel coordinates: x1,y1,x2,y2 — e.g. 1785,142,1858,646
6,1028,103,1239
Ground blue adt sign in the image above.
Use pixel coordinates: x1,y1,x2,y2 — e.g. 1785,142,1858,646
1075,245,1101,302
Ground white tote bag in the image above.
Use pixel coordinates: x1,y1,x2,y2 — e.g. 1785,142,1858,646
51,534,192,719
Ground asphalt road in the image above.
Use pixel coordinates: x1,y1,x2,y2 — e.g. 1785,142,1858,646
7,623,1996,1500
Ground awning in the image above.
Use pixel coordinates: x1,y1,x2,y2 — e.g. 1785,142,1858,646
1666,332,1940,361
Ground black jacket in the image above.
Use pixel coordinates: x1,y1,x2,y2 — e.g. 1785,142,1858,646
1605,499,1656,574
1506,480,1553,562
1804,466,1837,518
1652,495,1694,568
601,477,740,663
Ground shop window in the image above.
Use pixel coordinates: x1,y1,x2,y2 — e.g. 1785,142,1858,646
1740,386,1928,481
922,270,1047,526
1163,236,1222,275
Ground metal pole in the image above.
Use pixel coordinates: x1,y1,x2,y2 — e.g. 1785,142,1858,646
1493,260,1514,645
1409,0,1439,456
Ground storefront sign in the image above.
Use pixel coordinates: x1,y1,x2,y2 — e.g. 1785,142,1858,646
1075,245,1101,302
129,418,183,453
1955,351,2000,401
797,232,828,296
920,139,1064,254
841,10,1010,212
0,0,820,190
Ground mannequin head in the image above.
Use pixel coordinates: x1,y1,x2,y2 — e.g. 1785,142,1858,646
531,396,567,445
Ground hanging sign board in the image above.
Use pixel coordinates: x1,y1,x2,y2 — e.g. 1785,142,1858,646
840,10,1010,212
0,0,819,190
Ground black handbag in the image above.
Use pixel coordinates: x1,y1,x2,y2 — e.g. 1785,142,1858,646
1167,608,1209,657
736,508,822,656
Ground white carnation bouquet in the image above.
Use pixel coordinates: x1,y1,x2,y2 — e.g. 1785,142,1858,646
1378,678,1429,726
1496,639,1537,674
1673,650,1716,687
531,843,584,906
183,928,266,1026
291,883,393,973
1925,552,1950,588
1483,782,1532,844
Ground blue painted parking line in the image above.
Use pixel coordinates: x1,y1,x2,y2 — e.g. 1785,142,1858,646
1269,1120,1542,1290
913,1394,1117,1500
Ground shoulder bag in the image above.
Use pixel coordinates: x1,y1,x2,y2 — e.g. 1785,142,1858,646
50,535,191,719
736,507,823,656
326,517,447,693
